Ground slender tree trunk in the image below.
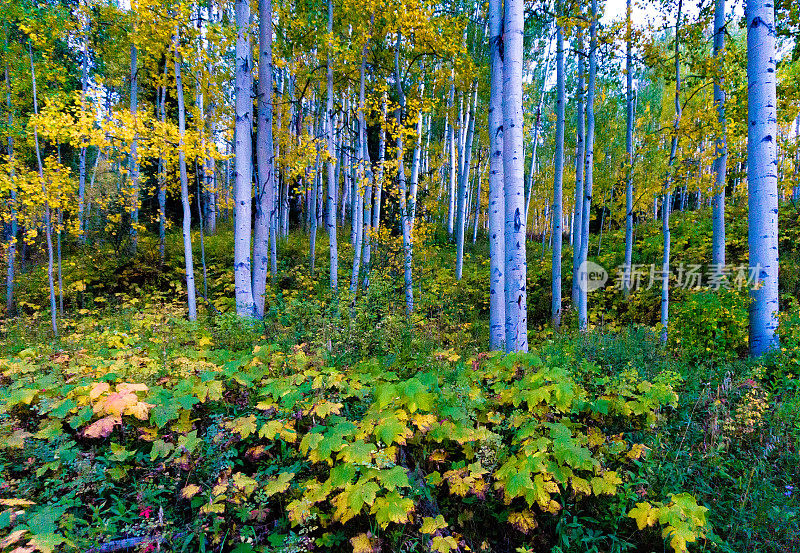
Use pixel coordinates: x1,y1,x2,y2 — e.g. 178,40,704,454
326,0,338,291
78,26,89,244
28,42,57,336
205,2,218,236
5,50,15,316
129,43,139,253
350,22,371,294
158,58,168,263
365,95,386,290
525,37,553,225
409,82,424,231
174,33,197,321
623,0,634,297
661,0,683,343
747,0,779,356
395,33,414,314
578,0,597,332
447,80,456,238
234,0,255,317
472,157,482,244
551,7,565,330
503,0,528,352
571,30,585,309
712,0,727,275
253,0,275,317
196,162,209,301
455,83,476,281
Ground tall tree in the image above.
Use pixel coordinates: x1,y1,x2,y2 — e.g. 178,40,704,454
571,28,585,310
253,0,275,317
578,0,598,332
661,0,683,343
551,1,564,330
747,0,779,356
326,0,338,291
233,0,255,317
174,30,197,322
622,0,634,296
711,0,727,278
503,0,528,352
488,0,505,348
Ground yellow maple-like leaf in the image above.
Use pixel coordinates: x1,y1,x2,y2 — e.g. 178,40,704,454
628,502,658,530
124,401,155,421
508,510,538,534
117,382,148,394
180,484,202,499
411,413,437,432
97,391,138,417
89,382,110,400
420,515,448,534
198,336,213,348
431,535,458,553
310,401,343,418
83,415,120,438
7,430,32,449
350,533,378,553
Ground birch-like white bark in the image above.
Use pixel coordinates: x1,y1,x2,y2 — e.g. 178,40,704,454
551,10,564,330
503,0,528,351
711,0,727,275
747,0,779,356
571,30,585,310
233,0,255,316
578,1,597,332
623,0,634,296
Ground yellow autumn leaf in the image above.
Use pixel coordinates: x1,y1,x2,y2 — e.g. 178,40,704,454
181,484,202,499
508,510,538,534
89,382,110,400
350,532,378,553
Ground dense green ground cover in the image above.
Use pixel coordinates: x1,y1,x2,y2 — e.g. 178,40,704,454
1,203,799,552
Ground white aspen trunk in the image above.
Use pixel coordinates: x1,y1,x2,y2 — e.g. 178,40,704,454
525,36,553,225
326,0,338,291
571,30,585,309
350,23,371,294
447,80,457,237
78,24,88,244
28,43,57,336
158,58,168,262
129,43,139,253
503,0,528,352
472,156,482,244
409,83,424,231
234,0,255,317
253,0,275,317
205,2,218,236
747,0,779,356
578,1,597,332
623,0,634,297
661,0,683,343
5,52,15,315
174,33,197,322
365,96,385,291
551,9,564,330
395,33,414,314
455,84,475,280
712,0,727,275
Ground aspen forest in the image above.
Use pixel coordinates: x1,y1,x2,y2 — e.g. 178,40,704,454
1,0,800,550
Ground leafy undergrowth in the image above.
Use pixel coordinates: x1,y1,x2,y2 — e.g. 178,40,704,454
0,304,715,553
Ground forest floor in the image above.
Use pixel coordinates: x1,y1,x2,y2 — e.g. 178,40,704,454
1,204,800,553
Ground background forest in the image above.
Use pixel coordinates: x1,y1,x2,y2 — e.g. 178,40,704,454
0,0,799,551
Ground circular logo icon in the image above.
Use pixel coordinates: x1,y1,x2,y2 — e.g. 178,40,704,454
578,260,608,292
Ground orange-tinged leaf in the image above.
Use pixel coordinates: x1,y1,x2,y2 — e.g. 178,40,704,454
83,415,120,438
89,382,110,400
